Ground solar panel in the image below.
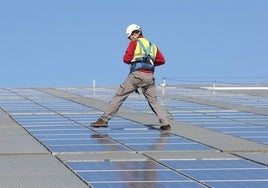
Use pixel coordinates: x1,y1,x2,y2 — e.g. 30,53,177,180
66,161,207,188
161,159,268,188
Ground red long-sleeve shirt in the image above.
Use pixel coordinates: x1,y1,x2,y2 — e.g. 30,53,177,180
123,36,165,73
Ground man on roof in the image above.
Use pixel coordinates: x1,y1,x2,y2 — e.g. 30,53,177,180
91,24,171,131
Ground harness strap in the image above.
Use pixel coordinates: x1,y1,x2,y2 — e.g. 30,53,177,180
137,39,152,57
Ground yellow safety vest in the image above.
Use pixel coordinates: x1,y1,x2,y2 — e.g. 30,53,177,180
132,38,157,62
130,38,157,73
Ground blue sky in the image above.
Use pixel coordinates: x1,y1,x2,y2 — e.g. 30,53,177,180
0,0,267,87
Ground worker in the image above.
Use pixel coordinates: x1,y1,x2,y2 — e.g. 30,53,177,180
91,24,171,131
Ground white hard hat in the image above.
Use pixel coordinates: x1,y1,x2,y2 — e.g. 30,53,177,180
126,24,141,38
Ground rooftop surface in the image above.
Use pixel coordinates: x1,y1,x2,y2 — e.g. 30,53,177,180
1,84,268,188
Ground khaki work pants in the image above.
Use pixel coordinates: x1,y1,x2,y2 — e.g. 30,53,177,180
101,71,169,126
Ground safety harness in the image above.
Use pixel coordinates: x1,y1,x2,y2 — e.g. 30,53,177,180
129,39,155,74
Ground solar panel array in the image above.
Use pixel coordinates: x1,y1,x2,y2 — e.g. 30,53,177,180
1,86,268,188
62,86,268,145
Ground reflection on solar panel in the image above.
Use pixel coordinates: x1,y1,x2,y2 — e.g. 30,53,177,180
1,85,268,188
66,161,206,188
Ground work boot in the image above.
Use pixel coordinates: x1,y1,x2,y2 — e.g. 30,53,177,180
160,124,171,131
91,118,108,128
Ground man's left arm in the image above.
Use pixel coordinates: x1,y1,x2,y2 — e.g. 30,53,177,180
123,41,137,64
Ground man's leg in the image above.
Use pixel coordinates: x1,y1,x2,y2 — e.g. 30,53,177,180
101,83,134,121
91,75,136,127
142,77,171,130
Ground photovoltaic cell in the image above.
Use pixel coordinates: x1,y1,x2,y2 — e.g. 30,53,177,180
115,137,192,144
78,170,188,182
162,159,266,169
183,169,268,182
67,161,166,171
47,144,129,152
90,182,207,188
127,143,211,151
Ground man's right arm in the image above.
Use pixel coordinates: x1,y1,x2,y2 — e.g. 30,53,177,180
154,47,166,66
